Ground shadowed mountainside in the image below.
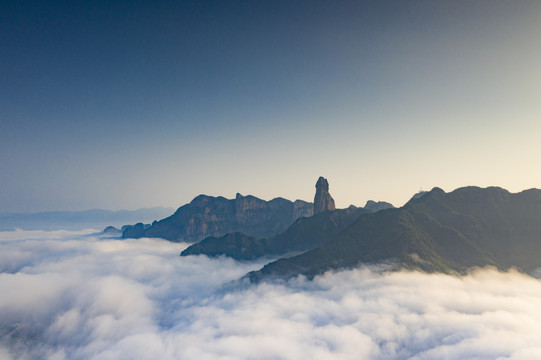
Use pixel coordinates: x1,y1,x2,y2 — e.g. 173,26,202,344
248,186,541,282
180,206,369,260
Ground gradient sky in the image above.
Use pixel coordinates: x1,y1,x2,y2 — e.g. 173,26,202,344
1,0,540,213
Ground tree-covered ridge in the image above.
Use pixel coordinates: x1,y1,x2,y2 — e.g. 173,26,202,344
248,186,541,281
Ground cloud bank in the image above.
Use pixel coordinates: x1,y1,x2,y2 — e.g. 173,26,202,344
1,229,541,359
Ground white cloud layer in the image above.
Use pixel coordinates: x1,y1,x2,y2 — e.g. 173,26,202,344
1,229,541,359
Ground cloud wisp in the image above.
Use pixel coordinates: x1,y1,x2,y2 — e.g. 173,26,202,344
1,229,541,359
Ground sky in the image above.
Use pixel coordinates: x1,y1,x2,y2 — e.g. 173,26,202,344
2,0,541,212
2,229,541,359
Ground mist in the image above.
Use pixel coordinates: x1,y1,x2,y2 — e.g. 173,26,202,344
1,230,540,360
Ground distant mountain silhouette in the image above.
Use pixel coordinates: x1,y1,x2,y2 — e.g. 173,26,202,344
0,207,173,231
247,186,541,282
122,193,313,242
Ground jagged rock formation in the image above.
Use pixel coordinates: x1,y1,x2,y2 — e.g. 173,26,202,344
121,222,151,238
314,177,335,214
293,199,312,219
364,200,394,212
123,194,313,242
181,206,369,259
248,186,541,282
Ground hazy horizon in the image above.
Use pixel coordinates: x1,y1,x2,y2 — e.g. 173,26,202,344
0,206,174,215
1,183,540,215
2,1,540,213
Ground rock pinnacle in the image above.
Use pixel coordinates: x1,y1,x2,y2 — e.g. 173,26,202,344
314,176,335,214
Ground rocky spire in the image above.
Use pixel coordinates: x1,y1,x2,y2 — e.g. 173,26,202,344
314,176,335,214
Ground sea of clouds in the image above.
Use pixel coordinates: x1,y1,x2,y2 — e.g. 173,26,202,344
1,229,541,360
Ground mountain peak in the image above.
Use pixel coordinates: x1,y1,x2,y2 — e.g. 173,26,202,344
314,177,335,214
364,200,394,212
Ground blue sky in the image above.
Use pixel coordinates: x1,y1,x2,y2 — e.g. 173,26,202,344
1,0,540,212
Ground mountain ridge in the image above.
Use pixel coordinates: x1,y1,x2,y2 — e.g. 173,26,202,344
180,206,370,260
122,193,314,242
247,186,541,282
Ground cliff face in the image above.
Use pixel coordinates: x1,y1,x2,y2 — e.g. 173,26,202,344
123,194,313,242
293,200,313,219
314,177,335,214
181,206,369,260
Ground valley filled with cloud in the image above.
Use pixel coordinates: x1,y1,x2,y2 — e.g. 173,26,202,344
1,230,541,360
